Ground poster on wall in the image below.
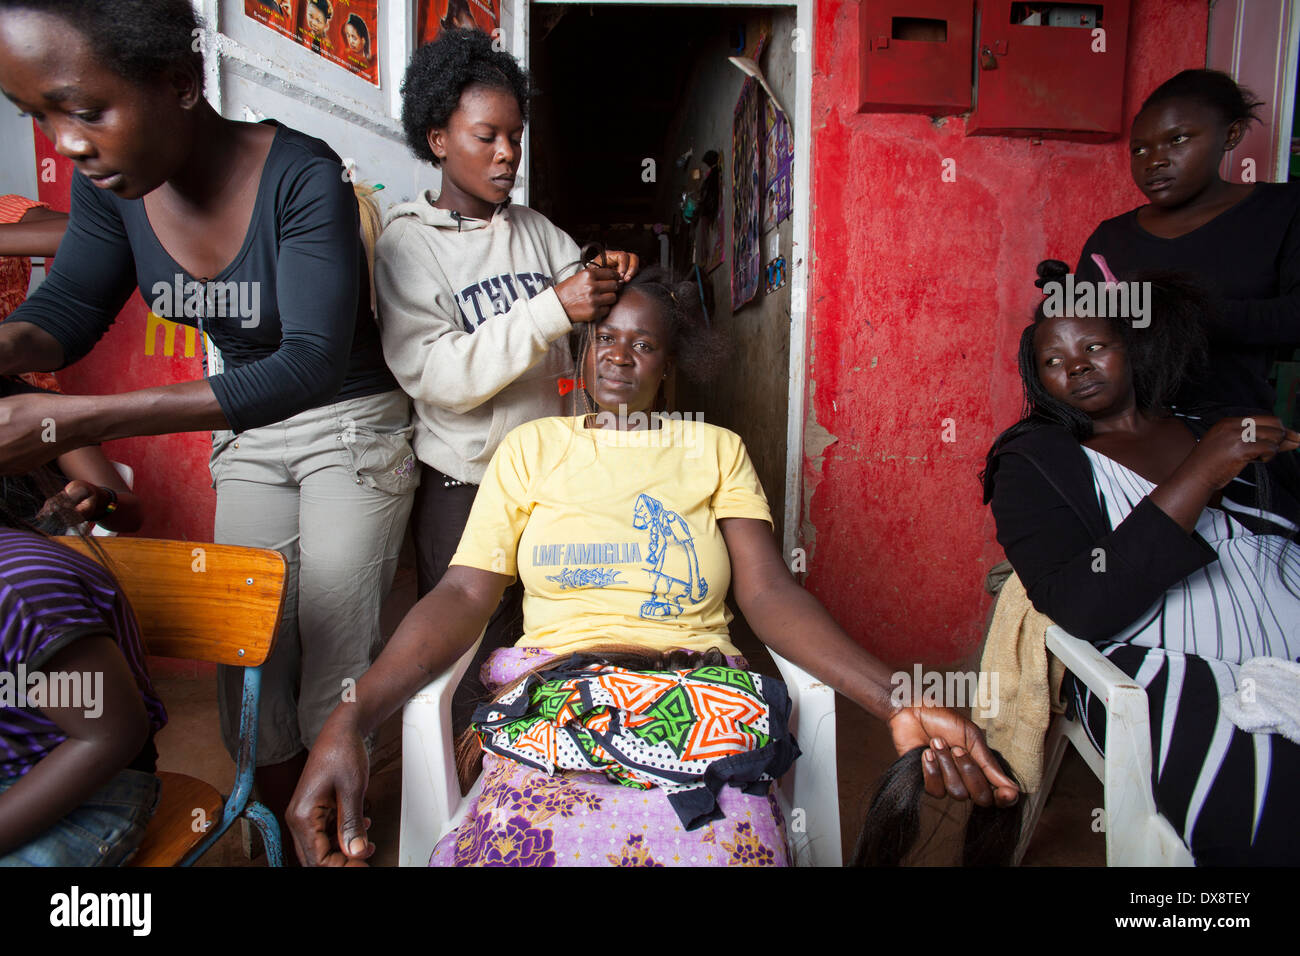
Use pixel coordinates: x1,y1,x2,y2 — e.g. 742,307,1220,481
417,0,500,47
244,0,380,87
731,77,762,311
762,100,792,232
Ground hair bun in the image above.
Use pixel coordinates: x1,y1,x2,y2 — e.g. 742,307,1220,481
1034,259,1069,290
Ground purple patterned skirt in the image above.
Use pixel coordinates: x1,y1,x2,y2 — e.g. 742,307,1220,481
429,647,792,867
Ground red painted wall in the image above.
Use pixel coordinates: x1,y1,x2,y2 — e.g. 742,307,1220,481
804,0,1208,667
34,132,215,545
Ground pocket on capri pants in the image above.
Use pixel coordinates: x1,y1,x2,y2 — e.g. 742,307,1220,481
341,424,420,496
208,429,238,487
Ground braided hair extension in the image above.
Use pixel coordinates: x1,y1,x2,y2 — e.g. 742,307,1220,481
851,747,1023,867
1,464,82,536
0,464,119,579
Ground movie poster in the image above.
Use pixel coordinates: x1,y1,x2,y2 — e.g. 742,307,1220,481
244,0,380,87
417,0,499,47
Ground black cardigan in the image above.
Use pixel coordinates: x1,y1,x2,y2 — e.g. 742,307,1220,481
982,415,1300,644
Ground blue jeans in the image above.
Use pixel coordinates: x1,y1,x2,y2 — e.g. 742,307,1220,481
0,767,160,867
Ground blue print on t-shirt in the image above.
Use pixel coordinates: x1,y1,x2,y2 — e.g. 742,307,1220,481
545,568,625,590
633,493,708,619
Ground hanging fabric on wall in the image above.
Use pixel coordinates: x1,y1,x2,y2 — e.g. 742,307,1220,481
689,151,726,275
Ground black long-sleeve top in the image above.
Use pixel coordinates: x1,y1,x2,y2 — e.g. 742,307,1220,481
983,413,1300,644
6,122,397,433
1076,182,1300,410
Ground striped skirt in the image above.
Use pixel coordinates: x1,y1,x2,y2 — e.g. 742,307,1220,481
1070,644,1300,864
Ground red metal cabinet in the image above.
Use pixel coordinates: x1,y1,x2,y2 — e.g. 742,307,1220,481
969,1,1131,140
858,1,975,115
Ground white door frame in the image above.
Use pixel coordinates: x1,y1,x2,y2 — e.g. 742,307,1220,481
1207,0,1300,183
511,0,814,558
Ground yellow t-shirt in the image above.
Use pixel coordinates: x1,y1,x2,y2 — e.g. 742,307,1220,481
450,415,773,656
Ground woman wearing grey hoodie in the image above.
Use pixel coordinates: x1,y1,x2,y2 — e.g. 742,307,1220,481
375,29,637,721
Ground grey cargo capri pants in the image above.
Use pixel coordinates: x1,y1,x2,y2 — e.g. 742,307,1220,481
211,388,417,765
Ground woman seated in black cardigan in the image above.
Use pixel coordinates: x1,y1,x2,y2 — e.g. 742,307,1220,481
982,264,1300,865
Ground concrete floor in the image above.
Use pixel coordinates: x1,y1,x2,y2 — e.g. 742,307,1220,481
153,556,1105,867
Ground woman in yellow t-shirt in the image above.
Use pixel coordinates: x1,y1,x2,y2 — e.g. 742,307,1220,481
288,268,1019,867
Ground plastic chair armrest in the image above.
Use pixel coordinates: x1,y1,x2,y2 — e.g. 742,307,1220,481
1045,626,1191,864
398,632,484,867
768,650,841,866
1045,626,1143,700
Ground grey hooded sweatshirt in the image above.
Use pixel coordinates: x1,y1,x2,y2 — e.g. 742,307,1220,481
374,193,582,483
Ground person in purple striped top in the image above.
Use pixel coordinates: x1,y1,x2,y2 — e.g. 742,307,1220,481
0,514,166,866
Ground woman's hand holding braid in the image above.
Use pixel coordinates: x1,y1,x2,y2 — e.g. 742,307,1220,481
886,706,1019,807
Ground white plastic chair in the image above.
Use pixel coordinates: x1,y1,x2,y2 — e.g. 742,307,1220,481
398,641,841,866
1014,625,1194,866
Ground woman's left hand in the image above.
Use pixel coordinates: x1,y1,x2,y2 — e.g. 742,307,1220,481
598,250,640,283
0,392,80,475
55,480,106,521
887,706,1020,808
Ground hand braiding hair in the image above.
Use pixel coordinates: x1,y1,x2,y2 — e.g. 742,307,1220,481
566,257,714,417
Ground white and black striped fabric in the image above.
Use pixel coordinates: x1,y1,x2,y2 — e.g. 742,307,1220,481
1068,446,1300,865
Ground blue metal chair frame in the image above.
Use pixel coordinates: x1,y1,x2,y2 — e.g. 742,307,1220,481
179,665,283,866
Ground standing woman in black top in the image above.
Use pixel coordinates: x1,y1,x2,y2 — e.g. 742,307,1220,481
1076,69,1300,410
0,0,417,833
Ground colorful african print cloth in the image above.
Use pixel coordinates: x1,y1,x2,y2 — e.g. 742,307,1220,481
0,195,60,393
471,655,799,830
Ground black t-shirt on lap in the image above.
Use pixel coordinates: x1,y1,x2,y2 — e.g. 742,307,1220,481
6,121,397,433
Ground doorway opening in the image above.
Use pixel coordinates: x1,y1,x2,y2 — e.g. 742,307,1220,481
528,4,800,548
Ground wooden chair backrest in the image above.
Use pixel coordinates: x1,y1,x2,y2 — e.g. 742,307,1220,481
60,537,286,668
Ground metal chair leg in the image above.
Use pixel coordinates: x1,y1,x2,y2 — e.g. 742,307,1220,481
243,800,284,867
1013,713,1070,865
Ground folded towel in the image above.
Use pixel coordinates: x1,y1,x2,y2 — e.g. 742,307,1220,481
1221,657,1300,744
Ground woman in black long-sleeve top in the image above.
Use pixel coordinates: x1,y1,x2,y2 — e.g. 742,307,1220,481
984,267,1300,864
1075,69,1300,411
0,0,417,832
